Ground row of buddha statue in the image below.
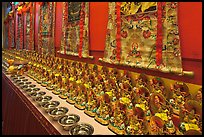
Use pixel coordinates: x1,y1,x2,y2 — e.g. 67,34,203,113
2,49,202,135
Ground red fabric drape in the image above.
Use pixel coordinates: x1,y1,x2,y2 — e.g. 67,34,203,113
156,2,163,66
116,2,122,61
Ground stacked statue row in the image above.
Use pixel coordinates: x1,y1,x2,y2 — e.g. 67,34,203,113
14,50,202,135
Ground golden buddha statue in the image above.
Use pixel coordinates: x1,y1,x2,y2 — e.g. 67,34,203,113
74,84,88,110
46,72,57,90
150,77,165,94
59,77,69,99
147,116,165,135
41,68,51,87
66,82,78,104
135,73,149,88
84,88,98,117
52,74,63,95
95,93,111,125
108,100,127,135
126,106,146,135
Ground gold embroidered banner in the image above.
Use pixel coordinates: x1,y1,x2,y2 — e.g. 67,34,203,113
16,9,23,50
60,2,91,58
101,2,184,75
38,2,56,55
23,2,34,50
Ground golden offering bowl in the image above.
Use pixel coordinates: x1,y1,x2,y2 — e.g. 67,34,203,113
41,101,60,113
68,123,94,135
58,114,80,131
48,107,69,121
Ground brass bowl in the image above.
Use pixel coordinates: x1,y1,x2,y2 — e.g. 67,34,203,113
16,81,25,86
25,81,32,85
41,101,60,112
22,84,36,90
22,79,28,82
58,114,80,131
69,123,94,135
29,84,36,88
25,88,32,93
14,79,21,83
27,88,40,96
48,107,69,121
35,96,52,106
31,91,46,100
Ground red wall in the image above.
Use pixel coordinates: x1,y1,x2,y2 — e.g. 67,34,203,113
34,2,202,85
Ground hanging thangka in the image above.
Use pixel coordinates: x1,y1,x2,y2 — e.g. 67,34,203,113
16,5,24,50
38,2,56,55
22,2,34,50
59,2,92,58
7,11,15,49
100,2,192,76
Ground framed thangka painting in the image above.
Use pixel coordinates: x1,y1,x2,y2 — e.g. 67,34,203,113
38,2,56,55
101,2,192,76
60,2,92,58
16,5,24,50
21,2,35,50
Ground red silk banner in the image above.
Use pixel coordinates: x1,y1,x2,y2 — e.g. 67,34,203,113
156,2,163,66
79,2,85,58
116,2,121,61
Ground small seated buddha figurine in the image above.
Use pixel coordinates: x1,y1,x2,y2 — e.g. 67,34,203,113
121,70,132,84
84,88,99,117
66,82,78,104
41,68,51,87
150,77,165,94
170,82,190,116
120,82,132,99
179,109,201,134
181,99,202,132
108,100,127,135
126,106,146,135
59,77,69,99
194,88,202,105
46,72,57,90
74,84,88,110
149,93,170,123
135,73,149,88
132,86,150,112
147,116,165,135
52,74,63,95
95,93,111,125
